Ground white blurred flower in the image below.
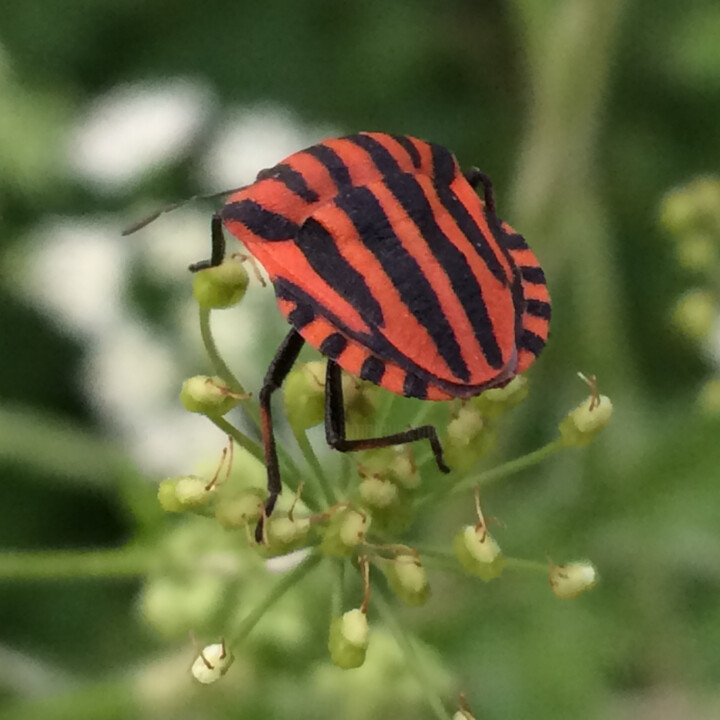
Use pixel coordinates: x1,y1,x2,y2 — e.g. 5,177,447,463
265,548,312,574
20,217,128,338
200,104,337,188
69,79,214,191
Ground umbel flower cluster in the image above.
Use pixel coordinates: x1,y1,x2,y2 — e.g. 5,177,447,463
153,256,611,717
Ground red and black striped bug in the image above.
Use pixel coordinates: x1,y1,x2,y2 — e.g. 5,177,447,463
127,132,550,538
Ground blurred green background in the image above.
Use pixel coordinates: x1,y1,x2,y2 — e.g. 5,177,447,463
2,0,720,718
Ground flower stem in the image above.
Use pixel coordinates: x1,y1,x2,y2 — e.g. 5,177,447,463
450,437,566,496
0,546,152,581
331,558,345,619
292,427,337,506
373,588,452,720
199,307,307,494
415,437,566,509
199,306,247,398
413,546,549,576
230,551,323,646
207,415,264,465
504,557,549,574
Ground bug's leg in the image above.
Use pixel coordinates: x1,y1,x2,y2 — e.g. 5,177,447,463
189,213,226,272
464,168,496,216
324,360,450,473
256,329,306,542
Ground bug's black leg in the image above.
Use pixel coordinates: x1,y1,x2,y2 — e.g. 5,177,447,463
464,168,496,216
256,329,306,542
324,360,451,474
188,213,226,272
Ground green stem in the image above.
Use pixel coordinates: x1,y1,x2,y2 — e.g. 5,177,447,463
413,546,548,576
331,558,345,619
292,427,337,506
450,437,566,497
199,306,306,492
0,546,151,581
199,306,248,398
504,557,549,574
230,551,323,646
415,437,566,509
373,588,452,720
208,414,265,465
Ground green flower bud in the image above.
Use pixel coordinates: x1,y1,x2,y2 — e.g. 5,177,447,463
214,489,265,529
192,257,249,309
180,375,239,416
661,177,720,237
559,394,613,447
388,450,420,490
454,525,505,581
549,561,598,599
191,642,234,684
328,609,369,669
384,554,430,606
174,475,214,510
675,232,719,272
157,478,185,513
359,476,399,509
473,375,530,419
265,516,311,555
671,289,716,342
319,509,370,557
698,378,720,417
444,406,497,473
283,361,326,430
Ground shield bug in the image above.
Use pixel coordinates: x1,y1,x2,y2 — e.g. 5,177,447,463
127,132,551,535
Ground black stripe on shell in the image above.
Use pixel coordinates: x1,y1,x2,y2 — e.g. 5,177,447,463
334,183,472,383
222,199,299,240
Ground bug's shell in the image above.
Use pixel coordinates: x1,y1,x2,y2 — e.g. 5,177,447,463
221,132,550,401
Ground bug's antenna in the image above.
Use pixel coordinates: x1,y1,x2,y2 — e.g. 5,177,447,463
122,185,249,236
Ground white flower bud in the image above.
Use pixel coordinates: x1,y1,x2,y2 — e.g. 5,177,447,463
549,561,598,599
191,642,234,684
463,525,501,564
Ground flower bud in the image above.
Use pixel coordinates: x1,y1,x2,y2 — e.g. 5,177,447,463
388,450,420,490
157,478,185,513
180,375,239,416
661,177,720,237
328,609,369,669
283,361,326,430
549,561,598,599
473,375,530,419
559,394,613,447
214,489,265,529
671,289,716,342
191,642,234,684
384,554,430,606
175,475,214,510
454,525,505,581
675,233,718,272
192,257,249,309
319,509,370,557
453,713,476,720
698,378,720,417
444,406,497,473
265,516,311,555
359,476,399,509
